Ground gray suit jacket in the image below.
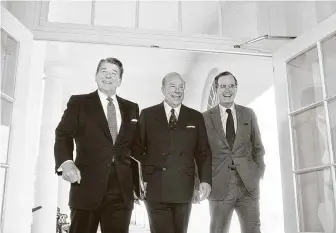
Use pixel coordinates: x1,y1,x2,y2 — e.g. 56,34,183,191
203,104,265,200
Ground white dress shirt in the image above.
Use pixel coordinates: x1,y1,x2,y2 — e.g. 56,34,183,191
219,104,237,134
97,90,122,133
163,101,181,122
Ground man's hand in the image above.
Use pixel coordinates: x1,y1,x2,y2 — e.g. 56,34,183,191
199,182,211,201
61,161,81,184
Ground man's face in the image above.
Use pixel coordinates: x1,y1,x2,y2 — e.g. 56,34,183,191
217,74,237,105
161,74,185,108
95,62,121,95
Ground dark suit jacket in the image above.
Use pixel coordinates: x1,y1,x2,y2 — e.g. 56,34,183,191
54,90,140,210
203,104,265,200
135,103,212,203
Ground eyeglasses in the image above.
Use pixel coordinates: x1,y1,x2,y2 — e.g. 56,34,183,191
218,84,237,89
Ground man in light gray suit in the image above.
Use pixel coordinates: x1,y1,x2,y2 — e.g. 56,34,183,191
203,71,265,233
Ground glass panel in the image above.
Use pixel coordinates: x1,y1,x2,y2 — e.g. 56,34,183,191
138,1,179,31
292,105,330,169
1,29,19,98
181,1,219,35
48,0,92,24
0,98,13,163
0,168,7,220
296,169,336,232
322,33,336,98
328,99,336,162
94,1,136,28
287,46,323,111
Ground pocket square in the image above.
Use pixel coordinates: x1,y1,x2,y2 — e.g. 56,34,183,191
186,125,195,128
131,119,138,122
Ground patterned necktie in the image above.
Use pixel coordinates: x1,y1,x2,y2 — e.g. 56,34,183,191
169,109,178,130
107,97,118,144
226,109,235,148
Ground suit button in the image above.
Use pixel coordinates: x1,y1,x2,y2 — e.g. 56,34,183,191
162,168,166,171
162,153,166,156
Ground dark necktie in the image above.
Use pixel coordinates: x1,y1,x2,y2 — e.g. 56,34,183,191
226,109,235,148
169,109,178,130
106,97,118,144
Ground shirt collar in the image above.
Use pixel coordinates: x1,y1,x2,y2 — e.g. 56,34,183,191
97,89,117,103
219,103,235,115
163,101,181,117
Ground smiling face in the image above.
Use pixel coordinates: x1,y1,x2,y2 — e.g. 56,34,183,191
161,73,185,108
216,74,237,108
95,61,121,96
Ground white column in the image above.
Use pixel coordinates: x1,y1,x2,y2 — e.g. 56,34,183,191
32,69,63,233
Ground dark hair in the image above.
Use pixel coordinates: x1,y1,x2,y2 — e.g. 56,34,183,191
214,71,238,88
96,57,124,78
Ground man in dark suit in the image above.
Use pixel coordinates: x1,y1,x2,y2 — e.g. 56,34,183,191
136,72,212,233
203,71,265,233
54,57,140,233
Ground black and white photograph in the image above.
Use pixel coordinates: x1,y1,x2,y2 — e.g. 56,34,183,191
1,1,336,233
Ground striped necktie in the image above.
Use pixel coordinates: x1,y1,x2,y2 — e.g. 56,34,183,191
106,97,118,144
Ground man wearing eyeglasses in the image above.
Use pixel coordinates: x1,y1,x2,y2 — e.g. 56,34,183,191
203,71,265,233
54,57,140,233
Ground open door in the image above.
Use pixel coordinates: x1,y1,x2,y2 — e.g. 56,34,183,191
273,14,336,233
1,6,43,233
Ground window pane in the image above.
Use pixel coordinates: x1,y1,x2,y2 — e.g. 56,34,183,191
287,47,323,111
1,29,18,98
0,97,13,163
94,1,136,28
138,1,179,31
292,105,330,169
296,169,336,232
322,33,336,98
48,0,92,24
328,99,336,162
181,1,219,35
0,168,8,217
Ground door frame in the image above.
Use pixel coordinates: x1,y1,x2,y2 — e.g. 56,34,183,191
1,6,46,233
273,13,336,233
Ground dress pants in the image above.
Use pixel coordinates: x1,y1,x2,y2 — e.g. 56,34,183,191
69,165,132,233
209,169,261,233
145,201,192,233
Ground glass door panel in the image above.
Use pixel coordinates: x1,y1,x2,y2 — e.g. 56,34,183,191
296,168,336,232
287,47,323,111
291,105,330,169
321,33,336,98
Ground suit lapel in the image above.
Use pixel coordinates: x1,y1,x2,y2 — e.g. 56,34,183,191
233,105,245,150
88,91,112,142
177,105,189,130
210,105,230,147
154,103,170,133
115,95,128,145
